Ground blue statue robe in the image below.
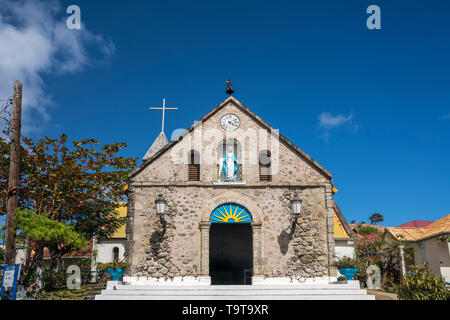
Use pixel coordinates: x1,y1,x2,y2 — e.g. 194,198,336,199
222,153,238,181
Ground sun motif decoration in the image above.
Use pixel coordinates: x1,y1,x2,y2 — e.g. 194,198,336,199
210,203,252,224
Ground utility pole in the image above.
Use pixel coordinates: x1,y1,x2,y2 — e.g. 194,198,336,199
5,80,22,266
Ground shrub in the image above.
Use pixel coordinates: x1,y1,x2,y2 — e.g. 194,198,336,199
337,276,346,282
358,226,380,235
355,271,367,283
394,263,450,300
332,256,358,269
96,260,129,271
42,266,67,291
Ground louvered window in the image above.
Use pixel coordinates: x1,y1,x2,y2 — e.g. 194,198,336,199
259,150,272,182
188,150,200,181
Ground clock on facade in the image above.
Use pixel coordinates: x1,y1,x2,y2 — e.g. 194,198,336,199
220,113,240,131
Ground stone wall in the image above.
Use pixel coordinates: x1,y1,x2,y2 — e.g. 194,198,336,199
127,184,333,279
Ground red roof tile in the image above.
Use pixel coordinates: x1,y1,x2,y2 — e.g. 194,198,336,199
356,233,382,242
396,220,434,228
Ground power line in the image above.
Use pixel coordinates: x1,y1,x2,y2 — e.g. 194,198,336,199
0,97,13,138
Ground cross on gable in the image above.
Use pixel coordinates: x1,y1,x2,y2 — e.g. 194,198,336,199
149,98,180,133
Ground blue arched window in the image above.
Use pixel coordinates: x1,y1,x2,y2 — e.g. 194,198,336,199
209,203,252,224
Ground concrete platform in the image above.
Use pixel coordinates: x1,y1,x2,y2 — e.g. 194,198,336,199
95,281,375,300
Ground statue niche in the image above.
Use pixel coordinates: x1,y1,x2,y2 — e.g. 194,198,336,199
217,139,242,182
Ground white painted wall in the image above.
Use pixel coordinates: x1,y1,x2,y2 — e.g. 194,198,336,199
438,241,450,282
411,237,450,282
95,240,126,264
14,249,26,265
334,239,355,279
335,239,355,260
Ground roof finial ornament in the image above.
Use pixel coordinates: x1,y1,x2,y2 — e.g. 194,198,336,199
225,77,234,95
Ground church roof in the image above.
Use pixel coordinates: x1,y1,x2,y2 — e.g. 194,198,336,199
130,96,332,180
142,131,169,161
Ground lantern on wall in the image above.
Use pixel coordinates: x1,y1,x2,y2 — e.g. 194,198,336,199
289,197,302,239
155,194,167,233
155,194,166,216
291,198,302,216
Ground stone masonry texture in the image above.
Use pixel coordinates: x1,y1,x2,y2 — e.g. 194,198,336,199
126,98,335,279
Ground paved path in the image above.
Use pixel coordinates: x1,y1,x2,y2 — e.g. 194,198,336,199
367,289,398,300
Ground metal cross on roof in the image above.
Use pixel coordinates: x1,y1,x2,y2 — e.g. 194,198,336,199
149,98,180,133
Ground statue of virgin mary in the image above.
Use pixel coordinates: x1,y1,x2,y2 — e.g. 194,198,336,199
221,146,238,182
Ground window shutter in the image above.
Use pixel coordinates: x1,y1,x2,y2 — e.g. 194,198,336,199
259,164,272,181
188,163,200,181
188,151,200,181
259,150,272,182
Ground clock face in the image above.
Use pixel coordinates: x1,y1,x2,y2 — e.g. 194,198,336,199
220,113,240,131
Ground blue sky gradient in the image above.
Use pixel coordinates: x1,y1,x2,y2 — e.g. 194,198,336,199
1,0,450,227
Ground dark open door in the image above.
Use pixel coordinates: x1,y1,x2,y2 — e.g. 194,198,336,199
209,224,253,285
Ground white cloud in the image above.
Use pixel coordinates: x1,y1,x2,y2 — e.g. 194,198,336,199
0,0,115,134
317,112,357,142
318,112,353,129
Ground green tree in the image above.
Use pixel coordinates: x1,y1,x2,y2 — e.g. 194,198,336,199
1,134,136,288
14,209,87,286
0,224,4,263
354,234,408,290
369,213,384,225
0,136,34,216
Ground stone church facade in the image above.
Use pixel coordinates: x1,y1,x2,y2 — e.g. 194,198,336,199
124,96,338,285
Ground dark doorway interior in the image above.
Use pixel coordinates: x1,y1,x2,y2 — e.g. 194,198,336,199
210,224,253,285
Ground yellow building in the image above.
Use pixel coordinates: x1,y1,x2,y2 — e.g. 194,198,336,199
332,200,354,260
94,203,128,264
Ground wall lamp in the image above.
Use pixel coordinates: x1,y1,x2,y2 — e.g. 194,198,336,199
155,194,167,233
289,197,302,239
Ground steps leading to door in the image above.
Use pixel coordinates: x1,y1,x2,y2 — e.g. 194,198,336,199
95,281,375,300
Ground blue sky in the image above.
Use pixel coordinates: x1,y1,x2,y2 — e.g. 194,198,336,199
1,0,449,227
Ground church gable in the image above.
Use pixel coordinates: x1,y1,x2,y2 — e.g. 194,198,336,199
130,96,331,184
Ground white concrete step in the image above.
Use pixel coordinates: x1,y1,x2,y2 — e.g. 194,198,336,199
114,284,362,290
96,294,375,300
95,281,375,300
100,289,369,295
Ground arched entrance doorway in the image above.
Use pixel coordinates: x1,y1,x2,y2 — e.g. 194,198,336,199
209,203,253,285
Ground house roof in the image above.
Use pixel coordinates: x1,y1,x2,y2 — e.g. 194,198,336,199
333,201,353,239
386,214,450,241
396,220,434,228
129,96,332,180
356,233,382,242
